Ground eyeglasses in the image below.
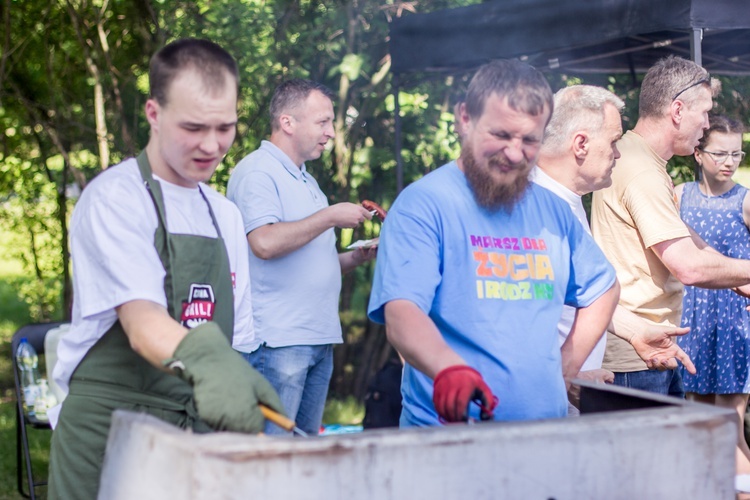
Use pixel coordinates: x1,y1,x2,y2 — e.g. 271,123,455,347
672,76,711,101
700,149,746,164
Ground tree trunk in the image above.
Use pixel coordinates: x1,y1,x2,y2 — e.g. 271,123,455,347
59,160,72,320
92,70,110,170
66,0,110,170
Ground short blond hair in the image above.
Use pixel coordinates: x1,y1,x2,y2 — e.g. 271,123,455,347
639,56,720,118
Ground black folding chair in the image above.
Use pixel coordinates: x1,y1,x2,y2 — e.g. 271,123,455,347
11,322,64,500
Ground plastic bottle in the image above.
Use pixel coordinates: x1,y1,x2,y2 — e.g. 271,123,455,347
16,338,41,416
33,379,55,422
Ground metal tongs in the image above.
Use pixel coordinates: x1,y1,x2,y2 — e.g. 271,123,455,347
466,398,495,425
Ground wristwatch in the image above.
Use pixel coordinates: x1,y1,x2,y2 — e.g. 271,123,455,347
162,357,186,376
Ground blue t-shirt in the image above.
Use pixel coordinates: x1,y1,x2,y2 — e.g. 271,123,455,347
367,162,616,426
227,141,342,348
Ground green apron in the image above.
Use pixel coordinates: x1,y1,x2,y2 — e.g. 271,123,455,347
49,152,235,500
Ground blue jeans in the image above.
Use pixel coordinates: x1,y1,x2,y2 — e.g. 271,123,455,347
613,368,685,399
243,344,333,435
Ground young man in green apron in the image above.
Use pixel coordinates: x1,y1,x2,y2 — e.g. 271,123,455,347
47,38,284,499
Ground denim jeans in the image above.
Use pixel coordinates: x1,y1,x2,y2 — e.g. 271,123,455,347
243,344,333,435
612,368,685,399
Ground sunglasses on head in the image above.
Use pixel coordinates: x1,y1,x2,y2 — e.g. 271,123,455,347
672,76,711,102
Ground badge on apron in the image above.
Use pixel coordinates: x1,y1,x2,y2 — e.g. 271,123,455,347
181,283,217,328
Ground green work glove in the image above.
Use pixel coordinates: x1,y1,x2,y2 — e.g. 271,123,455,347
168,321,285,433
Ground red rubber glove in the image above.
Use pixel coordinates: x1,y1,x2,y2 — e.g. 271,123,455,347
432,365,498,423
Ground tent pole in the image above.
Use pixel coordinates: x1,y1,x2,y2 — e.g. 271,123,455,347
690,28,703,66
393,74,404,194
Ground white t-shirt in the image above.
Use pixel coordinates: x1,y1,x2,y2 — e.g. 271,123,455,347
52,158,255,421
530,166,606,371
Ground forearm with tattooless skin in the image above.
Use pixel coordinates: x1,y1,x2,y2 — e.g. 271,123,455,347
384,299,466,379
247,210,336,260
248,202,372,260
609,304,659,343
560,281,619,384
653,233,750,288
117,299,188,370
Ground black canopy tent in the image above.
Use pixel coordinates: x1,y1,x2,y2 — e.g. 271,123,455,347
388,0,750,191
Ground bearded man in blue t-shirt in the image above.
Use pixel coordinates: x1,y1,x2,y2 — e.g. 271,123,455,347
368,60,620,427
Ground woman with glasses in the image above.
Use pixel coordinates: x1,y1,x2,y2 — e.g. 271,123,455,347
674,114,750,482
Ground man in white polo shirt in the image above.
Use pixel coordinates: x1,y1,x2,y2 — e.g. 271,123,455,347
228,79,375,435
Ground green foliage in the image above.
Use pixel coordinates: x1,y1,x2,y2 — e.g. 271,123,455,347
1,185,66,321
388,86,463,187
3,0,750,402
0,0,477,397
330,54,367,81
1,0,156,319
322,396,364,425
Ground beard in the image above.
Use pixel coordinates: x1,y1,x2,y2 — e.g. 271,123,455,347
461,146,532,212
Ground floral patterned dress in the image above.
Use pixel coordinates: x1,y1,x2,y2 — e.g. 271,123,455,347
678,182,750,394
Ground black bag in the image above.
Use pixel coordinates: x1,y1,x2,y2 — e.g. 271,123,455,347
362,359,403,429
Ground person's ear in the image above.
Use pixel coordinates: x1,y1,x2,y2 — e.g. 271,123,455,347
145,99,160,129
279,114,294,134
458,102,472,133
453,102,466,138
572,132,588,159
670,99,684,125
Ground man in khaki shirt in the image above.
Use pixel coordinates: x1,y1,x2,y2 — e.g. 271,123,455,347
592,56,750,396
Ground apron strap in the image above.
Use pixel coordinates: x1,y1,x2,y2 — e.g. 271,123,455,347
136,150,224,239
136,150,168,225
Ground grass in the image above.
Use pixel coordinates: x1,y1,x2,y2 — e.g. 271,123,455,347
0,403,50,500
322,396,365,426
0,248,45,499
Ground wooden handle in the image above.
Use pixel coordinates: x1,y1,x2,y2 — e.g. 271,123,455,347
260,404,296,432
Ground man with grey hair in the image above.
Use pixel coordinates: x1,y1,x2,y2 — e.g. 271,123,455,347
368,60,619,426
534,84,696,412
227,79,375,436
591,56,750,399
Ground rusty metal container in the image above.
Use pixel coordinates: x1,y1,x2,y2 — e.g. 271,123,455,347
98,382,736,499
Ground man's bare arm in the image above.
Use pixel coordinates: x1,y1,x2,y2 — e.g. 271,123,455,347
248,202,371,260
116,299,188,369
384,299,465,379
561,281,620,385
653,230,750,288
